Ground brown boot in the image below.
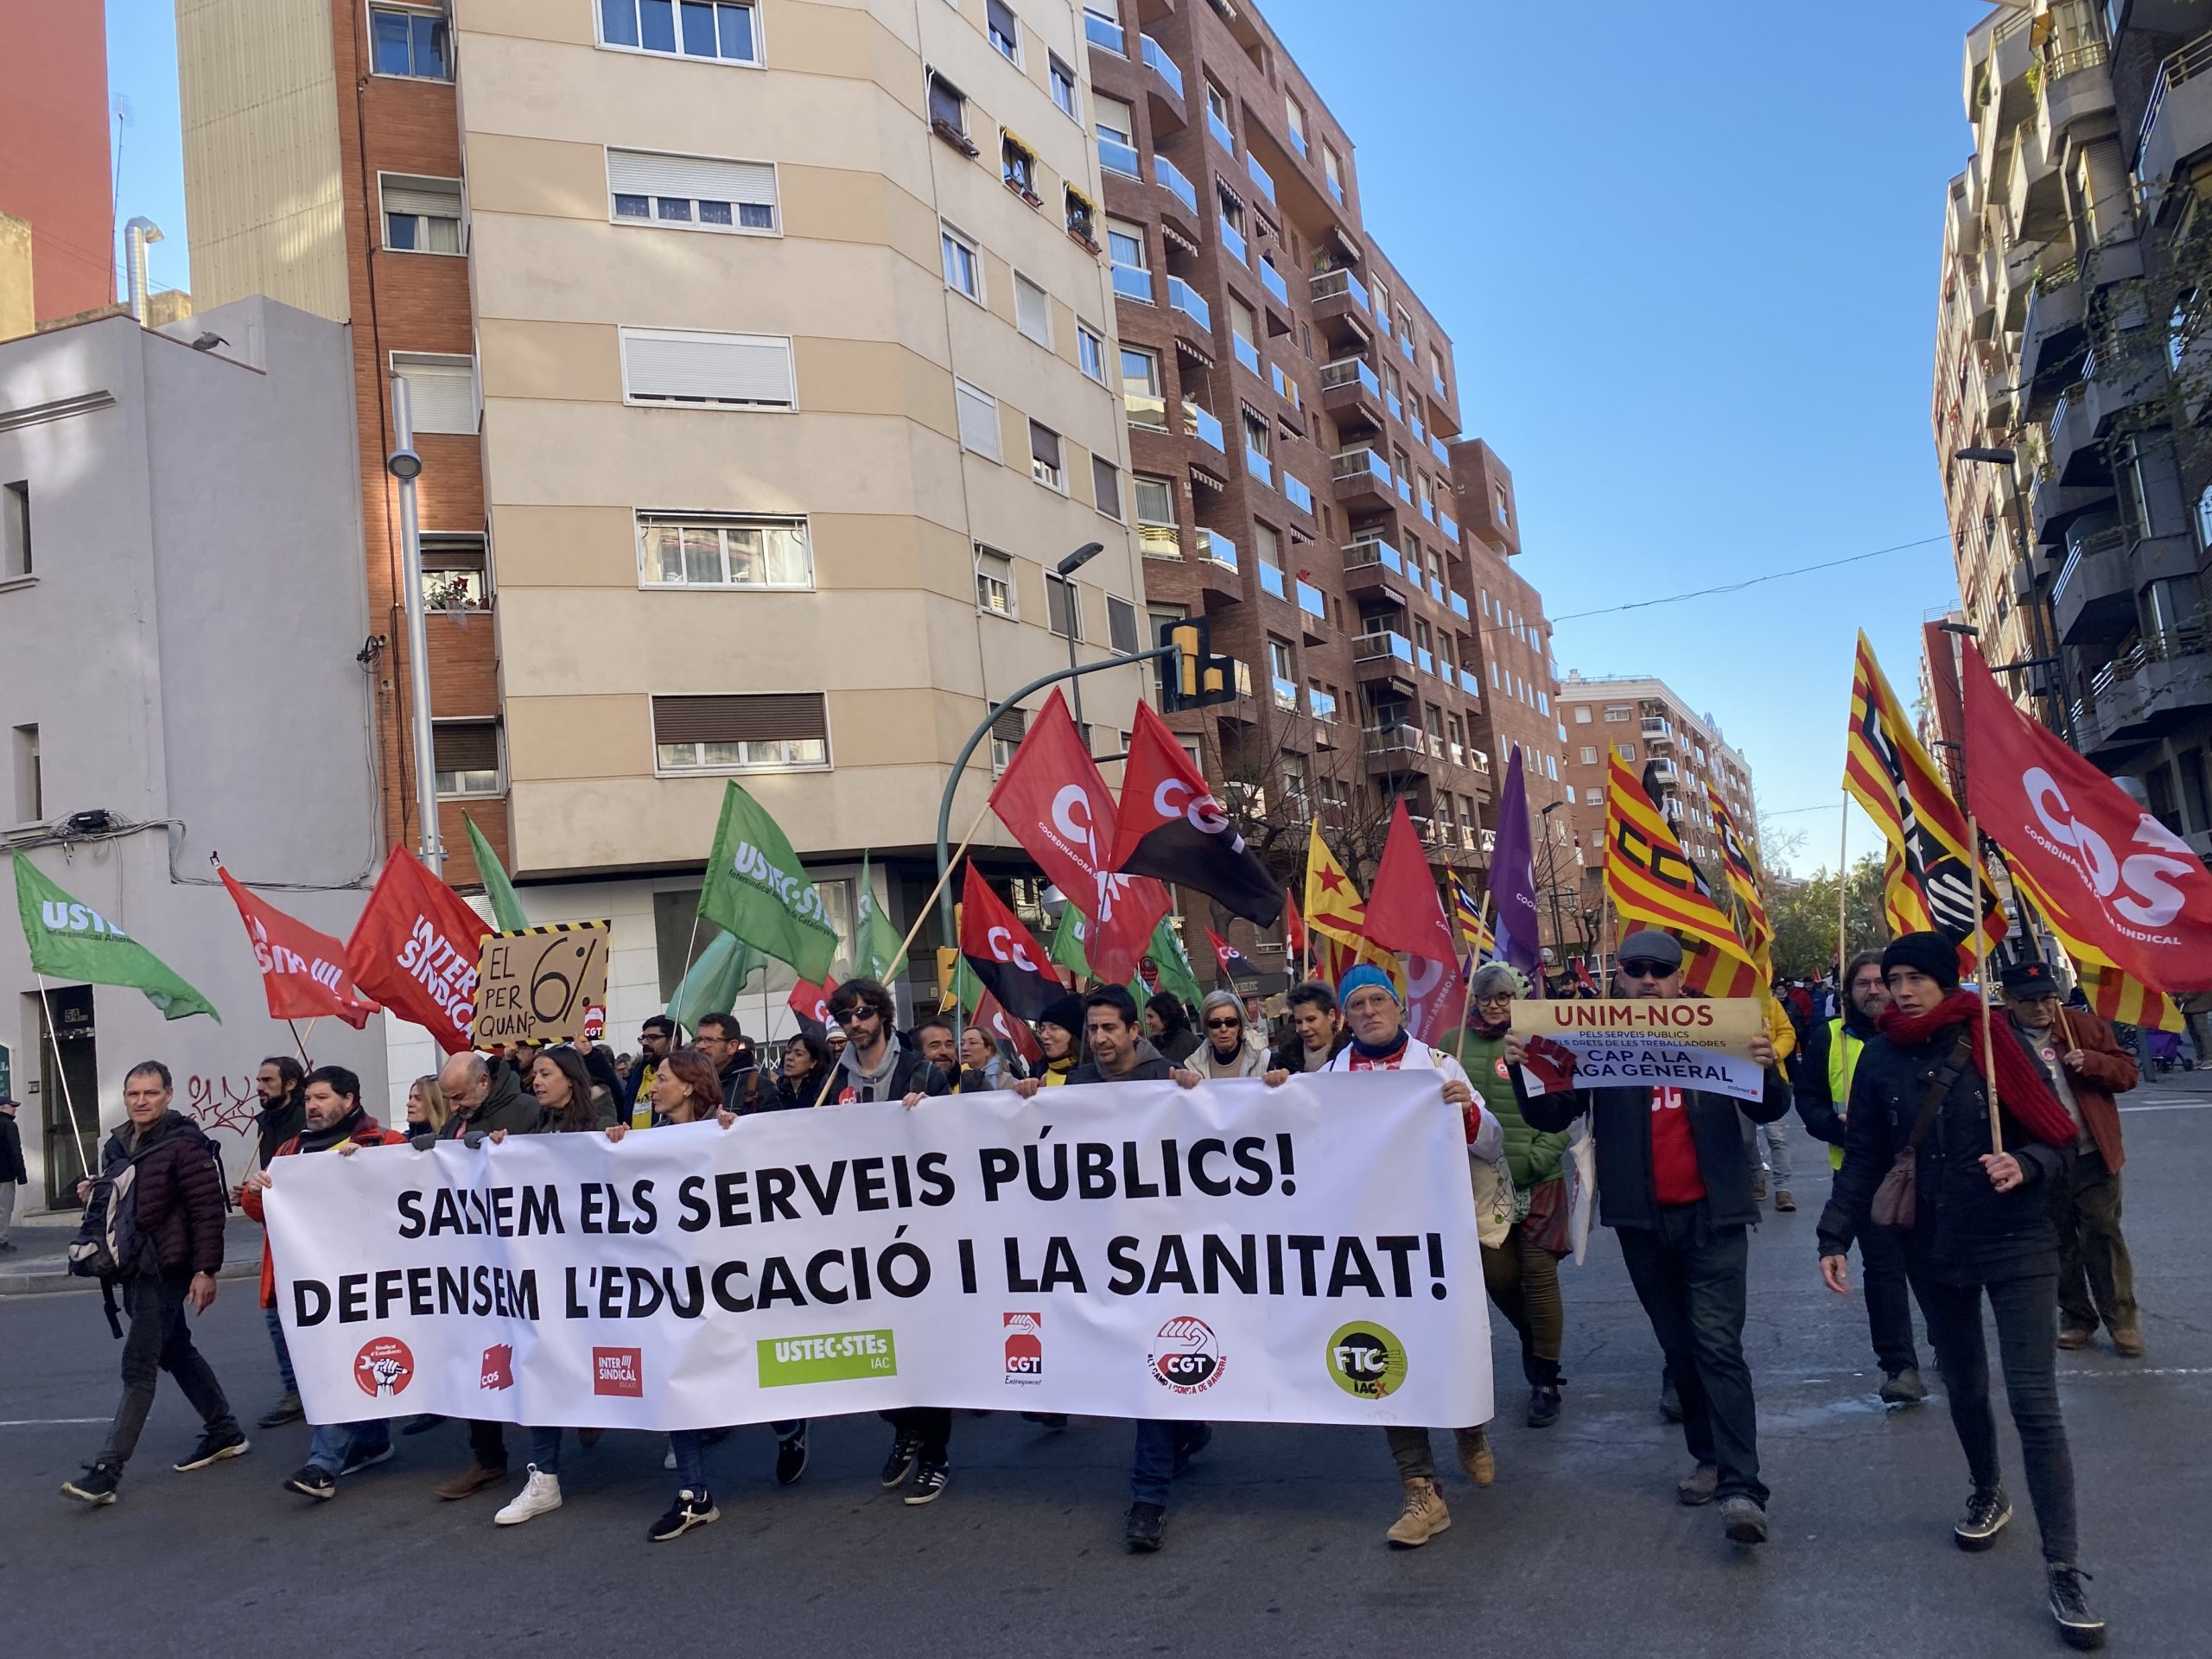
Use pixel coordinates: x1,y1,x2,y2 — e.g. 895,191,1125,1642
1385,1477,1450,1547
2110,1326,2145,1357
434,1462,507,1500
1456,1427,1496,1488
2056,1326,2093,1351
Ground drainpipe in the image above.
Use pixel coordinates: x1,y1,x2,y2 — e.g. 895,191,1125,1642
124,217,162,320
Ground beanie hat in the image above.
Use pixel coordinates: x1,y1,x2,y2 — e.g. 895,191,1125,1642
1035,993,1086,1039
1880,931,1960,992
1337,963,1401,1007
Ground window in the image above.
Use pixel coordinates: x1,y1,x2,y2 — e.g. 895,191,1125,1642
955,379,1001,458
1242,409,1269,458
1121,345,1164,428
1205,80,1234,150
1538,690,1550,715
1083,0,1123,54
599,0,757,63
1616,742,1637,763
1091,454,1122,519
990,707,1028,774
371,4,451,79
607,149,777,232
1065,187,1097,247
1002,132,1038,199
1094,92,1135,146
928,72,969,139
1574,704,1591,723
652,693,829,772
1029,420,1065,490
1430,346,1447,397
432,720,502,798
422,531,489,610
1494,485,1510,524
1108,594,1139,653
380,174,462,252
1077,321,1106,382
1135,474,1176,555
1321,142,1343,201
986,0,1020,61
391,352,477,434
1014,272,1052,346
975,546,1016,615
11,723,38,823
1268,637,1296,709
1107,217,1149,300
639,513,810,588
1603,703,1630,721
1,480,28,579
1147,605,1183,696
620,328,793,408
1229,293,1258,373
1565,785,1578,805
1049,53,1077,117
942,222,982,300
1046,571,1082,639
1284,94,1307,156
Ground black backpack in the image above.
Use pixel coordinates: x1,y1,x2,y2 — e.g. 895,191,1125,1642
68,1128,207,1337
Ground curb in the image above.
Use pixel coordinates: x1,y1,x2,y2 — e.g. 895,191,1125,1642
0,1259,259,1299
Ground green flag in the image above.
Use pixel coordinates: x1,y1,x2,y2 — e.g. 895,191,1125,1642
13,852,219,1021
464,815,528,932
1146,916,1204,1007
855,853,906,980
698,780,839,982
1048,905,1091,982
666,929,767,1037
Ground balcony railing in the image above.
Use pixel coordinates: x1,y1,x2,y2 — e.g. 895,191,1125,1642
1333,447,1392,487
1448,589,1468,619
1125,391,1168,431
1353,629,1414,664
1260,563,1286,598
1395,472,1413,505
1245,447,1273,486
1097,134,1141,178
1400,333,1414,363
1197,527,1236,569
1284,472,1313,512
1432,374,1448,399
1385,390,1402,421
1138,522,1179,559
1154,155,1198,215
1410,407,1425,443
1232,333,1260,374
1184,400,1224,452
1139,34,1182,96
1420,497,1437,524
1167,276,1211,331
1261,257,1288,306
2050,380,2084,445
1310,689,1337,721
1270,361,1301,410
1325,173,1343,205
2140,32,2212,170
1084,10,1124,53
1415,646,1434,675
1364,721,1426,755
1208,107,1236,152
1430,434,1452,467
1220,215,1248,264
1459,667,1481,696
1344,536,1402,574
1310,268,1370,313
1321,357,1382,395
1440,512,1460,545
1246,151,1275,203
1112,264,1154,302
1271,675,1299,710
1296,578,1325,618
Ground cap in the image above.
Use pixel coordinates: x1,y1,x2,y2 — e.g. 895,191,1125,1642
1999,958,2061,995
1616,928,1685,970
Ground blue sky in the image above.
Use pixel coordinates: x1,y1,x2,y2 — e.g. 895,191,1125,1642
101,0,1993,871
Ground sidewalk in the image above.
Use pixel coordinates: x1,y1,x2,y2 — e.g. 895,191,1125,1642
0,1206,264,1297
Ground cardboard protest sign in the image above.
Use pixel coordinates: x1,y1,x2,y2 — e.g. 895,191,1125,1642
1509,996,1770,1104
472,922,611,1046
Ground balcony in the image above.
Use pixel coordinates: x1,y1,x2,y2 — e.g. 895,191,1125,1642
2045,380,2096,482
1310,269,1372,342
2056,526,2201,647
1642,717,1672,745
1138,520,1179,559
1111,262,1153,303
1184,399,1224,453
1269,360,1302,412
2077,624,2212,757
1246,151,1275,205
1196,527,1237,570
1363,721,1431,772
1459,667,1482,697
1154,155,1198,218
1125,391,1168,432
1448,589,1469,620
1166,276,1211,333
1332,446,1394,509
1139,34,1183,98
1220,214,1248,265
1232,332,1260,375
1208,106,1236,154
1296,577,1326,621
1084,9,1123,53
1342,534,1403,576
1283,472,1314,514
1259,257,1289,308
1352,630,1417,695
2137,32,2212,190
1245,446,1273,486
1259,562,1286,599
1319,356,1385,430
1097,134,1141,179
2037,41,2113,158
2018,264,2085,389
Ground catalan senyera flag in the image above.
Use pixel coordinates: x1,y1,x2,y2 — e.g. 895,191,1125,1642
1302,822,1400,990
1450,876,1493,962
2004,855,2185,1033
1601,750,1758,985
1704,780,1774,988
1843,632,2005,969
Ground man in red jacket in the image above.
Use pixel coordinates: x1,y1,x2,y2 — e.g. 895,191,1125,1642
1999,960,2144,1357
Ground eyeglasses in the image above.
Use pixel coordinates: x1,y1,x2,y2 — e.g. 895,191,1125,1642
832,1007,875,1026
1475,991,1513,1003
1618,958,1675,981
1205,1016,1242,1030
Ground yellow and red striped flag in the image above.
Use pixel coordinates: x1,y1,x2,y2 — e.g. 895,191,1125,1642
1601,749,1758,988
2005,857,2184,1033
1704,780,1774,989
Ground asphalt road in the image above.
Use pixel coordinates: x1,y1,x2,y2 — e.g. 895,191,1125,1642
5,1084,2209,1658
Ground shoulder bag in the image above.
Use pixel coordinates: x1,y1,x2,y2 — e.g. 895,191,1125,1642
1868,1033,1970,1230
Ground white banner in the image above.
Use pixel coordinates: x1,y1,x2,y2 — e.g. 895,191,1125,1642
1510,996,1770,1104
265,1074,1491,1431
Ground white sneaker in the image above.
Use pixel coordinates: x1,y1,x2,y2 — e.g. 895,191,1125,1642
493,1465,562,1526
664,1449,677,1471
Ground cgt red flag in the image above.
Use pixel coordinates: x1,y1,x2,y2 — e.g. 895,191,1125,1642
971,987,1044,1068
959,865,1065,1020
1109,702,1285,926
988,689,1168,982
789,975,838,1033
219,867,379,1028
1283,892,1306,964
1204,926,1261,986
1961,639,2212,990
345,847,493,1053
1363,799,1467,1044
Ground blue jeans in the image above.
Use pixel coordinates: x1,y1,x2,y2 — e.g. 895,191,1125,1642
1128,1419,1209,1508
528,1427,565,1475
669,1421,802,1491
264,1304,297,1395
307,1418,391,1477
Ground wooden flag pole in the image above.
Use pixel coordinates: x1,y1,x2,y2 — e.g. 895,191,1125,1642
1836,795,1850,990
1968,810,2002,1155
35,974,97,1201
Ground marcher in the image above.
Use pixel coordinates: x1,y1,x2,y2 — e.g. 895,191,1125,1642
1264,980,1351,1079
1193,990,1267,1078
60,1062,247,1505
768,1033,833,1109
1146,992,1200,1064
913,1015,962,1091
1317,965,1507,1548
1817,931,2104,1649
1032,995,1084,1084
696,1013,760,1105
959,1025,1014,1090
246,1055,309,1427
1451,963,1570,1428
404,1074,452,1138
1998,960,2143,1358
1794,949,1927,1404
623,1014,677,1122
0,1095,27,1254
1745,1103,1797,1211
1241,991,1269,1058
242,1065,410,1502
1508,929,1790,1546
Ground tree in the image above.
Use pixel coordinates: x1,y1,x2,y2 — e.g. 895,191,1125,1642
1766,854,1889,980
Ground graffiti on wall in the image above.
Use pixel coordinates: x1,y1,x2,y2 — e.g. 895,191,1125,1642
184,1074,262,1140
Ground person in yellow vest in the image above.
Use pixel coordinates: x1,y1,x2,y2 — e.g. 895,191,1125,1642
1032,995,1085,1085
1793,948,1928,1406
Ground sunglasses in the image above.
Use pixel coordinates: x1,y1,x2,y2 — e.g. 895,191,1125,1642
1618,958,1675,980
1205,1016,1242,1030
832,1007,876,1026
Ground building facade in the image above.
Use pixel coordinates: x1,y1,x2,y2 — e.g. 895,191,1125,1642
0,299,386,1205
0,0,113,324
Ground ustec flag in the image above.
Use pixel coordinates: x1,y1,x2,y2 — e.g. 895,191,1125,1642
13,852,219,1022
959,865,1064,1020
219,868,378,1028
1109,702,1284,926
346,846,491,1054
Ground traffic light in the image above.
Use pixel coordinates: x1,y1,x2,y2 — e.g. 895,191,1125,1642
1158,615,1240,712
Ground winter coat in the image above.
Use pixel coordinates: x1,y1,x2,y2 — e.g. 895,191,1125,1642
0,1110,26,1185
252,1092,305,1172
1268,1029,1351,1075
1194,1040,1267,1080
1152,1025,1200,1065
1069,1039,1178,1085
2013,1008,2135,1172
1449,1026,1569,1193
831,1043,949,1105
241,1109,409,1307
438,1062,542,1141
1818,1023,2069,1287
101,1111,228,1276
1792,1008,1881,1173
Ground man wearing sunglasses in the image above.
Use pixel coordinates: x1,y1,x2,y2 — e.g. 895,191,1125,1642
1506,928,1789,1547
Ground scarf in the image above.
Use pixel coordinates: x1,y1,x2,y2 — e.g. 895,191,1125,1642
1469,1016,1510,1041
297,1106,370,1154
1877,991,2075,1149
1349,1030,1410,1064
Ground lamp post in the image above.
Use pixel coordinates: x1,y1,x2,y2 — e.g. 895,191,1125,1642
388,376,442,874
1057,542,1103,748
1954,445,2075,746
1539,800,1570,967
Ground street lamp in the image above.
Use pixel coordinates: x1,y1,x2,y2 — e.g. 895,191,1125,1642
389,376,442,874
1953,446,2075,745
1057,542,1104,748
1539,800,1571,969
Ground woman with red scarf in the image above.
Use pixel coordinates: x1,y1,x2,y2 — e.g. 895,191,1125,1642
1816,932,2103,1651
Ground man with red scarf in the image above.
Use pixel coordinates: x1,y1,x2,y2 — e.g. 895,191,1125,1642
1816,932,2103,1652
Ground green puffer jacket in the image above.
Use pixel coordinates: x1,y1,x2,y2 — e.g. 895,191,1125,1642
1452,1026,1570,1192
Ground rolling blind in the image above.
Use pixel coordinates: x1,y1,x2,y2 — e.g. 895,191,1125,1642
1015,276,1051,345
622,329,793,407
956,381,1000,457
1029,422,1060,467
383,177,461,218
990,707,1027,743
432,722,499,771
393,355,476,435
652,694,827,745
606,149,777,212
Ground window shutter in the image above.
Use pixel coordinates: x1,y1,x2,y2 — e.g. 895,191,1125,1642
622,329,793,406
394,355,476,434
1015,276,1051,344
432,722,499,771
1108,595,1138,653
1029,422,1060,467
607,149,777,213
420,532,486,571
652,694,827,745
956,382,1000,457
1091,454,1121,518
990,707,1027,743
383,177,461,218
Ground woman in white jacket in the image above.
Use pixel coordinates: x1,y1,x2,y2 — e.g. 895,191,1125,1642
1193,990,1270,1078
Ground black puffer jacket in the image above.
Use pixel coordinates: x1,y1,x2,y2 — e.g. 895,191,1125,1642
252,1091,304,1170
1818,1027,2068,1286
438,1062,542,1141
102,1112,228,1275
1268,1029,1351,1075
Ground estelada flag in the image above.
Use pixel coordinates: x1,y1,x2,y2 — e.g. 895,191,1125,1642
1844,631,2005,970
972,987,1045,1067
988,689,1167,984
789,975,837,1035
345,846,493,1054
219,867,378,1028
1961,637,2212,993
958,865,1064,1020
1109,702,1284,926
1601,750,1757,984
1363,800,1467,1044
1704,781,1774,988
1204,927,1262,986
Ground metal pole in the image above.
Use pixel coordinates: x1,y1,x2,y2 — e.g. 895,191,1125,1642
2002,463,2075,747
391,376,443,874
1066,628,1086,752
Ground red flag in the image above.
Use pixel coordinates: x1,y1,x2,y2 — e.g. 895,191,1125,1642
1283,892,1306,964
972,987,1044,1067
219,867,379,1028
789,975,838,1032
1961,639,2212,992
988,690,1167,982
1573,958,1599,996
1204,926,1261,986
344,847,493,1053
1108,702,1285,925
1363,800,1467,1043
958,865,1065,1019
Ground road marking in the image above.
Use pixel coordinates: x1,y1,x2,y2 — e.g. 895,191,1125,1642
2118,1101,2212,1113
2059,1368,2212,1380
0,1417,111,1427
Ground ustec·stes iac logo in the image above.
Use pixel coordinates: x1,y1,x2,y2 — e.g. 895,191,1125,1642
1004,1312,1043,1384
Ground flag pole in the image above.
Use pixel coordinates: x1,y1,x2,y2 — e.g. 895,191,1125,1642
1836,794,1849,990
1968,810,2002,1156
35,974,96,1199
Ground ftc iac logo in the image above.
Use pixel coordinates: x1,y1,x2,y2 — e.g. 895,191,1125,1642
593,1346,644,1397
353,1336,415,1399
1327,1322,1408,1400
479,1343,515,1392
1004,1312,1044,1385
1148,1315,1226,1395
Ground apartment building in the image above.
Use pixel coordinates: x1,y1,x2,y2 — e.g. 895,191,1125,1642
1933,1,2212,856
1557,673,1757,953
0,0,113,326
1081,0,1494,930
177,0,1151,1046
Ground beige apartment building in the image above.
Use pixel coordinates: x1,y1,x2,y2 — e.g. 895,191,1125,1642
178,0,1151,1038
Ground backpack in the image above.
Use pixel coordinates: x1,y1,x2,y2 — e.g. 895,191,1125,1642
69,1134,175,1337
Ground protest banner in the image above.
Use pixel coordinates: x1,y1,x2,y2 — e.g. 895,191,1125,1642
264,1073,1491,1431
1509,996,1770,1103
472,922,611,1046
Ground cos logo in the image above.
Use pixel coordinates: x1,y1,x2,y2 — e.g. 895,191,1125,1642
2026,766,2196,927
1326,1322,1408,1400
1148,1315,1227,1395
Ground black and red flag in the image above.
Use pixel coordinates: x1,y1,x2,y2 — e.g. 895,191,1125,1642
1109,702,1285,926
1204,927,1261,987
972,987,1045,1068
958,865,1065,1020
789,975,837,1036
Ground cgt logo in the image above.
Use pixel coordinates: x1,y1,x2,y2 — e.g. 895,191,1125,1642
353,1336,415,1399
592,1346,644,1397
479,1343,514,1391
1148,1314,1226,1395
982,924,1041,975
1326,1321,1408,1400
1004,1312,1043,1384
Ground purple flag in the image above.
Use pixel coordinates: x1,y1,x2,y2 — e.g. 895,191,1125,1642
1485,747,1545,986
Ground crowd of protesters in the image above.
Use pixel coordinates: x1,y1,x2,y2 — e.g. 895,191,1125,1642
49,929,2145,1649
